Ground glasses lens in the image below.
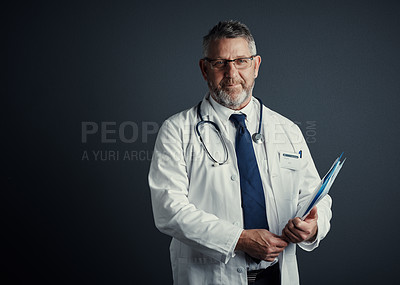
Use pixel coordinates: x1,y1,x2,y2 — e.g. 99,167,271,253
211,60,226,69
234,58,252,69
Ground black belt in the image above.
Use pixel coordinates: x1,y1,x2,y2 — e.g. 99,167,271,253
247,262,280,284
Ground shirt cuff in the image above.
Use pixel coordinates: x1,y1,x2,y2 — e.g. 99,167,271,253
224,228,244,263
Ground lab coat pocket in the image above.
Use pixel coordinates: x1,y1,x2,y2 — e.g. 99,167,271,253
275,167,300,221
277,168,298,200
178,257,222,284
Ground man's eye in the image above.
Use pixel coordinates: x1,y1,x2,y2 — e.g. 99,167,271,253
213,60,225,66
236,59,248,64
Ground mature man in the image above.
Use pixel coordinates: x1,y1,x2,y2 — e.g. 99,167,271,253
148,20,332,285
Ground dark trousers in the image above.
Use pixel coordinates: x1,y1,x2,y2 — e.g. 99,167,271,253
248,262,280,285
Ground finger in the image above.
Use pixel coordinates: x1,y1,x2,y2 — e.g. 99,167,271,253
292,218,313,234
283,227,302,243
273,246,286,254
270,233,289,247
268,245,286,254
304,207,318,221
266,255,279,261
280,228,294,242
282,227,296,242
271,235,289,248
292,217,302,225
284,232,300,243
275,239,288,248
264,254,279,262
292,218,307,230
287,219,305,237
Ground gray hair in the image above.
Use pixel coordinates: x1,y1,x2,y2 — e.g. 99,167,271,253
202,20,257,57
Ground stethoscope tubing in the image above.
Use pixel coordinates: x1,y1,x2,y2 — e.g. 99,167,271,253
195,97,264,165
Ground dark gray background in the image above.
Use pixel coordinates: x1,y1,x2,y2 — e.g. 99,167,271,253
4,0,400,284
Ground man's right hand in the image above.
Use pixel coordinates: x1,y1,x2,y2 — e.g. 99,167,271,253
235,229,288,262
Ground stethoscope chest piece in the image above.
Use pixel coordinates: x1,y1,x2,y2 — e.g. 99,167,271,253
252,133,264,144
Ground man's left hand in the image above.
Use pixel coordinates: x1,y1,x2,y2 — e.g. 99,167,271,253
281,206,318,243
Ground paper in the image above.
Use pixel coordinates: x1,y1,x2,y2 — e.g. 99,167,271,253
296,153,346,219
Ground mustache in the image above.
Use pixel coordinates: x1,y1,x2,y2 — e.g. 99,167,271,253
219,79,244,87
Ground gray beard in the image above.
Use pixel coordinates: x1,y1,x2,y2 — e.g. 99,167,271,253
211,83,254,109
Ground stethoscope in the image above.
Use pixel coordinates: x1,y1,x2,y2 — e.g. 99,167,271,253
195,97,264,166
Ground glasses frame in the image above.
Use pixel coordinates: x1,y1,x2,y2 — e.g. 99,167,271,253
203,55,257,70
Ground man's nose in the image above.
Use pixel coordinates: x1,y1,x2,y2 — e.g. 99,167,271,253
224,61,238,77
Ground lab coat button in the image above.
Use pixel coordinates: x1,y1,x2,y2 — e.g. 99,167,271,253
237,267,244,273
231,175,237,181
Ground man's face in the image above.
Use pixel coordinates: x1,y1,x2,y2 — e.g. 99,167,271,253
199,38,261,110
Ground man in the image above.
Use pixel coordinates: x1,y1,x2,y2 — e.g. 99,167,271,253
148,20,332,285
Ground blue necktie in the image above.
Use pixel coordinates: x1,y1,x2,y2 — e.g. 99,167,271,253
230,114,268,230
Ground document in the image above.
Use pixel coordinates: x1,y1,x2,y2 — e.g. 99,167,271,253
296,153,346,219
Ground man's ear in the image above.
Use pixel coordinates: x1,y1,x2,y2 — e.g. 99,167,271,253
253,55,262,78
199,59,208,81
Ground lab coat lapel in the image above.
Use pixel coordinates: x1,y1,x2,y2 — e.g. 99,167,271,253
262,107,285,232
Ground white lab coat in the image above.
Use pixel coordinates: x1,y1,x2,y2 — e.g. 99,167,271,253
148,96,332,285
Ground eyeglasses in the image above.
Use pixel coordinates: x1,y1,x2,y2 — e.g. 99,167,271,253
204,56,256,70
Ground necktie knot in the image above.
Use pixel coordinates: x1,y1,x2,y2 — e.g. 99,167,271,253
229,114,247,131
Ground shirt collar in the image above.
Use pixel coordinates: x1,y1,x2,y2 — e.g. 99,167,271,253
209,94,255,123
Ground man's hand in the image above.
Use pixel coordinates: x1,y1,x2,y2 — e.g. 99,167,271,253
235,229,288,261
281,206,318,243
